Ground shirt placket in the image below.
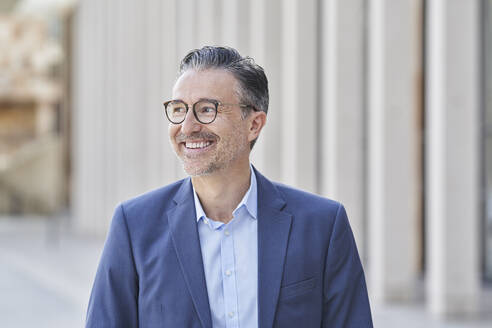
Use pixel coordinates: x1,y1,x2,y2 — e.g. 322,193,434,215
220,223,239,328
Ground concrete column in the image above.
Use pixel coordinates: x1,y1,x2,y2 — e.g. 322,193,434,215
176,0,196,56
320,0,365,257
249,0,282,181
173,0,197,180
281,0,318,193
104,0,119,227
73,0,181,236
145,0,179,189
426,0,481,316
368,0,421,302
104,0,149,218
196,0,220,46
72,0,108,235
222,0,250,55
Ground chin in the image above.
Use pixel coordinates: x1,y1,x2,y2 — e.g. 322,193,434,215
182,162,219,177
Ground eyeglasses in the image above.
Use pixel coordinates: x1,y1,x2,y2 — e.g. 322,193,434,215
163,99,256,124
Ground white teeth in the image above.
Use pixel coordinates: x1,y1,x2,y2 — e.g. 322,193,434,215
185,141,211,149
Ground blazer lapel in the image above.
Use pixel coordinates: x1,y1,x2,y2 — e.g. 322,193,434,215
255,169,293,328
166,178,212,328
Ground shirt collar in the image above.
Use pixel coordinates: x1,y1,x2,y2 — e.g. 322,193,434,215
193,165,258,222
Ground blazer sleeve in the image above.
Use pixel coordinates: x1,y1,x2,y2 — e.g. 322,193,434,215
86,204,139,328
322,204,373,327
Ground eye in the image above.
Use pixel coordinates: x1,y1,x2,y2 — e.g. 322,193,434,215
201,106,215,113
196,102,216,114
171,105,186,113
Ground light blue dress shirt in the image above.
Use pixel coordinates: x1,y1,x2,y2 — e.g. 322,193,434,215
193,166,258,328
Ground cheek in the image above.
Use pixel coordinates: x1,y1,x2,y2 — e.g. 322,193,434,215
168,125,179,139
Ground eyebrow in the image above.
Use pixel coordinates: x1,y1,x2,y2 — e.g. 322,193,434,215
198,97,218,103
170,98,219,104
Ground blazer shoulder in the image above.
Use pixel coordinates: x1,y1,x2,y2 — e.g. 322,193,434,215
119,178,187,219
273,182,341,210
271,181,345,230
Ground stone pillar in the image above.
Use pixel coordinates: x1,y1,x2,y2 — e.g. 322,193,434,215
281,0,318,193
426,0,481,316
222,0,250,55
249,0,282,181
196,0,220,46
320,0,366,257
72,0,109,235
173,0,197,180
72,0,180,236
368,0,421,302
176,0,196,55
104,0,149,219
144,0,179,189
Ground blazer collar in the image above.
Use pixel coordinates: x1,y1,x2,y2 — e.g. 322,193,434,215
253,167,293,328
167,178,212,328
168,167,292,328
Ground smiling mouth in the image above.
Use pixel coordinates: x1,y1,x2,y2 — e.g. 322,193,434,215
184,140,213,149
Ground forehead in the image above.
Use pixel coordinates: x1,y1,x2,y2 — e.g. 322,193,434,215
172,69,239,102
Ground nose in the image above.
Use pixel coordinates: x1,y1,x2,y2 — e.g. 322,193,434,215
180,108,202,135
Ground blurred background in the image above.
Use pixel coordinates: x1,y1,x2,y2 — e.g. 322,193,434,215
0,0,491,327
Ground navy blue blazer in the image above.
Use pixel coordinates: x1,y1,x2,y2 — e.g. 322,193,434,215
86,168,373,327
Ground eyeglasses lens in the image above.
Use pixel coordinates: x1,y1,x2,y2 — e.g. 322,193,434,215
166,102,187,123
194,101,217,124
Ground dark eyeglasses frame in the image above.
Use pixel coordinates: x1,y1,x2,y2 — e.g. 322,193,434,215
163,99,257,124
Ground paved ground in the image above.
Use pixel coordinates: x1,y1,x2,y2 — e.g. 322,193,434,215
1,216,491,328
0,216,103,328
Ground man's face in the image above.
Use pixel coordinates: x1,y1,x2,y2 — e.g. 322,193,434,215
169,69,251,176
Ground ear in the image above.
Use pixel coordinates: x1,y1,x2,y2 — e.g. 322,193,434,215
248,111,267,143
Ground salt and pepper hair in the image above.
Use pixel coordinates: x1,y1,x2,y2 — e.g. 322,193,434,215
178,46,269,149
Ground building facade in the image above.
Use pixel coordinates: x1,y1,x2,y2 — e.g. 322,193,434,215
71,0,489,318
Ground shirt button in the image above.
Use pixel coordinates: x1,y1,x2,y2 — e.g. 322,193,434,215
228,312,234,318
204,219,209,225
224,230,230,236
225,270,232,276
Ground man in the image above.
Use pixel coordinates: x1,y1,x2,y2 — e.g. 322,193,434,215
86,46,372,328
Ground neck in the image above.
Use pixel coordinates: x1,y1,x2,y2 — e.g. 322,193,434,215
192,161,251,224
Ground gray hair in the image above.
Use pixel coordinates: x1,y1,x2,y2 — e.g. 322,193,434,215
178,46,269,149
